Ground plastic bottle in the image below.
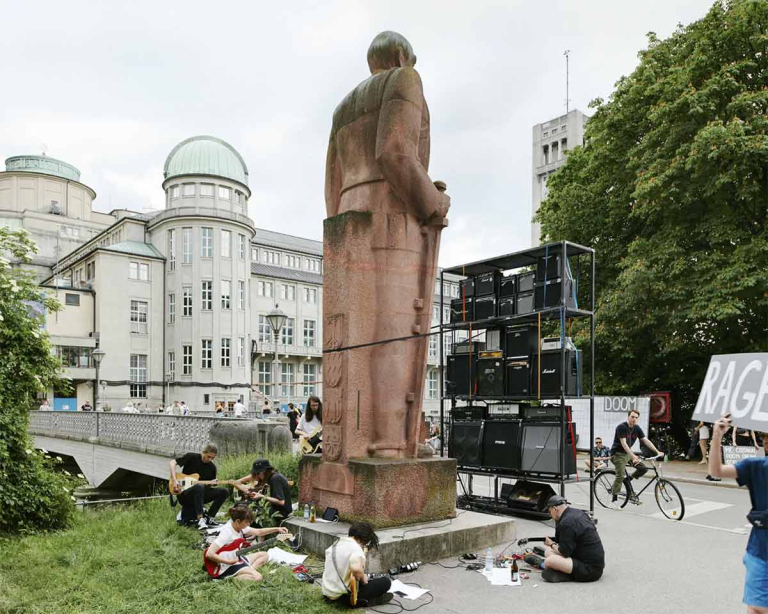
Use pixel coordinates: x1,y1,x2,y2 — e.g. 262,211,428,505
485,547,493,572
303,503,309,520
309,502,316,523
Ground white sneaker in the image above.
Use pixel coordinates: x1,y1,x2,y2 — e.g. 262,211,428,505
197,517,208,529
608,501,623,511
176,511,182,521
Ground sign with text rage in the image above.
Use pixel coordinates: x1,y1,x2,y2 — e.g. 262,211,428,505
692,354,768,432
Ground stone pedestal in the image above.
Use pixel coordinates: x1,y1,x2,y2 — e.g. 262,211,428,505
299,455,456,528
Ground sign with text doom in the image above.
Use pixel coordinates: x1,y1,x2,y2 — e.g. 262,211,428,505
692,353,768,431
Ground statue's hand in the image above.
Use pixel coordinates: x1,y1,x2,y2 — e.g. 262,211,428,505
436,191,451,218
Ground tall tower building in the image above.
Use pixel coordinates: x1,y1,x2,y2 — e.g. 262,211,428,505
531,109,587,246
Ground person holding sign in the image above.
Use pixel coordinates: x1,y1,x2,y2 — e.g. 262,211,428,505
709,415,768,614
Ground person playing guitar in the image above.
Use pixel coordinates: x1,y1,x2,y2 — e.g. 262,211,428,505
296,396,323,455
231,459,293,524
205,505,289,581
169,444,229,530
322,522,392,607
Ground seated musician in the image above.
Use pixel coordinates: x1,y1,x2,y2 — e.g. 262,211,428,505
232,459,293,524
296,395,323,453
322,522,392,607
169,444,228,529
205,506,289,581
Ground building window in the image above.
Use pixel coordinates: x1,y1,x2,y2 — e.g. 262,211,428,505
183,183,195,197
65,293,80,306
303,287,317,304
201,228,213,258
236,192,243,206
450,284,459,298
182,345,192,375
168,351,175,379
280,363,295,397
203,393,210,405
280,284,296,301
551,141,559,161
168,229,176,271
129,261,149,281
251,247,259,261
238,280,245,310
168,293,175,324
201,281,213,310
86,261,96,280
221,337,231,367
428,334,438,360
172,186,180,199
57,346,92,368
258,315,271,342
307,259,321,273
238,234,246,260
262,250,279,265
130,300,148,334
218,186,231,200
257,280,274,297
237,337,245,367
303,363,316,397
183,286,192,316
281,317,294,345
258,360,272,396
182,227,192,264
129,354,147,398
221,230,231,258
201,339,212,369
284,254,300,268
200,184,214,197
427,370,438,399
543,145,549,165
221,280,231,309
561,138,568,155
303,320,316,347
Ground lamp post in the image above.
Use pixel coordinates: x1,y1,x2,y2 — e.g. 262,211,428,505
265,304,287,409
165,371,173,409
92,347,105,410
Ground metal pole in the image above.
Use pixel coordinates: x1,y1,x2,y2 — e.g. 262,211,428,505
589,248,596,514
94,362,99,410
439,268,445,456
564,50,571,114
274,331,279,408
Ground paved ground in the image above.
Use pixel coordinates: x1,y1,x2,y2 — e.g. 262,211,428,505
365,465,753,614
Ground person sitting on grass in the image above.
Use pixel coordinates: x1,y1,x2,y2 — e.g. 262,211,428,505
322,522,392,607
232,459,293,525
205,505,289,581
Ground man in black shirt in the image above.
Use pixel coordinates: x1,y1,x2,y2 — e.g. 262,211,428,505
248,459,292,522
525,495,605,583
169,444,228,529
609,408,661,509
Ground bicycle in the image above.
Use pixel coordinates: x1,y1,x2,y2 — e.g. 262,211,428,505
592,454,686,521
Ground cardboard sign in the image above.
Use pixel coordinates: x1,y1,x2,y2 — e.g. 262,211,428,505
722,445,766,465
692,353,768,431
603,397,639,413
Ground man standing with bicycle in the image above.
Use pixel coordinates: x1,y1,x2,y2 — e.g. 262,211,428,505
609,408,662,510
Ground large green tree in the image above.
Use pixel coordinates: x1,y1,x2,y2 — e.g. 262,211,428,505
537,0,768,442
0,227,77,534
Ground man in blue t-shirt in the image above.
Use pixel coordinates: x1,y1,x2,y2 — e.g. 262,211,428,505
709,414,768,613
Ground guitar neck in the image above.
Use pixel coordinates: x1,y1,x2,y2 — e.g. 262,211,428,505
237,535,285,557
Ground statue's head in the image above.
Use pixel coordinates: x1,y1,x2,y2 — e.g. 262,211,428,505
367,31,417,73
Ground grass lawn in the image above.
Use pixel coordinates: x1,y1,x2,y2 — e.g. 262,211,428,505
0,499,337,614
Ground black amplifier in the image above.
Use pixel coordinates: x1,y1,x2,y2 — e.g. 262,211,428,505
536,254,562,281
521,405,570,420
505,324,538,358
452,405,486,421
505,358,532,398
499,275,516,298
499,296,515,317
516,292,534,315
475,271,499,296
477,352,504,396
518,272,536,293
539,349,582,398
447,354,477,396
474,296,496,320
452,339,485,354
450,298,474,323
535,277,575,310
459,277,475,298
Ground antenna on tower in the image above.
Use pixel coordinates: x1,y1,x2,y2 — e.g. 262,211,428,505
564,50,572,114
40,143,48,157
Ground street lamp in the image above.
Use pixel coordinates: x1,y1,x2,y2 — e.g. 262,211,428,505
165,371,173,409
92,347,105,410
266,304,287,408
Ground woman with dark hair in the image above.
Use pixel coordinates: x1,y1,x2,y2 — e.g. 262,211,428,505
296,396,322,439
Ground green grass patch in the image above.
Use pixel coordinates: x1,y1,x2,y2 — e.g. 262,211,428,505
0,463,335,614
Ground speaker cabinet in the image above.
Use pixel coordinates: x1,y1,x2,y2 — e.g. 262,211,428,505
520,422,577,477
450,298,474,323
499,296,515,317
539,349,582,398
505,324,538,358
452,340,485,354
535,277,575,310
499,275,516,298
477,355,504,396
481,419,522,471
447,354,477,396
459,277,475,298
475,271,499,296
518,272,536,293
452,405,486,421
474,296,496,320
536,254,562,281
516,292,534,315
505,358,532,398
450,421,483,467
506,480,557,512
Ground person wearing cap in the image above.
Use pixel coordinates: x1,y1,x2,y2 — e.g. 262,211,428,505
525,495,605,583
233,459,293,523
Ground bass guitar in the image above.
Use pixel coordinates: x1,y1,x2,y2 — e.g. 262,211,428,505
169,473,234,495
299,425,323,454
204,533,294,577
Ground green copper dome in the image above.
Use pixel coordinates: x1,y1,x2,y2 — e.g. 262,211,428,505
163,136,249,187
5,155,81,181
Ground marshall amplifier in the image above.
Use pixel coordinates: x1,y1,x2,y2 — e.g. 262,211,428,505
474,295,496,320
505,358,532,398
449,421,483,467
535,277,575,311
505,324,538,358
459,277,475,298
539,349,582,398
475,271,499,296
481,419,522,471
521,404,570,421
516,292,534,315
518,272,536,293
498,296,515,317
447,354,477,397
477,352,504,396
536,254,562,281
520,422,577,477
451,339,485,354
450,298,474,323
452,405,486,421
499,275,516,298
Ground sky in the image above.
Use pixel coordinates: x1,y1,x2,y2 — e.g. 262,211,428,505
1,0,715,266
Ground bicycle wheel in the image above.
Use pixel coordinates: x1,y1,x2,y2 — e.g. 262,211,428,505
655,479,685,521
593,470,629,509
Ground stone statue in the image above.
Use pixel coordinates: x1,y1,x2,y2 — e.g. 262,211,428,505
323,31,450,461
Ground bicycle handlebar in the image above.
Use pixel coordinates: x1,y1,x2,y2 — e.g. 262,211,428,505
637,453,665,461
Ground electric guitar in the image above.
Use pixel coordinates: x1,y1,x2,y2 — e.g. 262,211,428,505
204,533,294,577
169,473,234,495
299,425,323,454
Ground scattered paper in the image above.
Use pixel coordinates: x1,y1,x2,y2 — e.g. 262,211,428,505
479,568,522,587
267,548,307,566
388,579,430,600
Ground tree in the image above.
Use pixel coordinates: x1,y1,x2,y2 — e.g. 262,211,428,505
0,227,76,534
537,0,768,444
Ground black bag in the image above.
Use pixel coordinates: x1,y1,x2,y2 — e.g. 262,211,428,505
747,509,768,529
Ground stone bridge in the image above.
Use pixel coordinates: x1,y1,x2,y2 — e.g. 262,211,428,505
28,411,288,488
